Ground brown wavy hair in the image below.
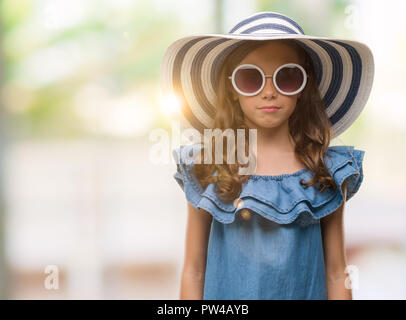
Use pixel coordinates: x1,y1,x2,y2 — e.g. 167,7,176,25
192,39,337,203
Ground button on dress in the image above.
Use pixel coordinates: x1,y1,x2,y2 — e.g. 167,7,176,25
172,144,365,300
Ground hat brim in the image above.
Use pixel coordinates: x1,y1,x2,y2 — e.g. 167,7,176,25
160,32,374,138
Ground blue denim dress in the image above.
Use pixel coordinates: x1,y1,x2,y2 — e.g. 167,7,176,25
172,144,365,300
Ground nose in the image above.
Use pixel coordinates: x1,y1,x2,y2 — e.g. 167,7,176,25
261,76,277,98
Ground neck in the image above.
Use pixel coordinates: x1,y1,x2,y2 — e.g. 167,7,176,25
244,118,296,153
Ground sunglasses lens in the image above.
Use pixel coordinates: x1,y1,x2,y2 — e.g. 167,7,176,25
234,67,263,94
275,66,304,93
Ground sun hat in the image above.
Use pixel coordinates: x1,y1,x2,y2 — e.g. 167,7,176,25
160,11,374,138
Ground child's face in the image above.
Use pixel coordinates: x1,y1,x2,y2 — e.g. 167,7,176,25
231,41,302,130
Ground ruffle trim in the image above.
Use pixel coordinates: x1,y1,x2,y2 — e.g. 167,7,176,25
172,144,365,226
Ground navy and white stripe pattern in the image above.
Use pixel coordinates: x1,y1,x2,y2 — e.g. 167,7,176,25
229,12,305,35
160,11,374,138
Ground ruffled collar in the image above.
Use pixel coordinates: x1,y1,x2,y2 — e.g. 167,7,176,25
249,167,309,180
173,144,365,226
247,145,358,180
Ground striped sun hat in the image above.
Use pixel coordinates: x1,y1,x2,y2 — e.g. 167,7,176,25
160,11,375,138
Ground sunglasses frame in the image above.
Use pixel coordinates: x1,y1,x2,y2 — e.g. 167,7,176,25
228,63,308,96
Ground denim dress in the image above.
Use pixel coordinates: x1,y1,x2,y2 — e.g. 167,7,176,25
172,144,365,300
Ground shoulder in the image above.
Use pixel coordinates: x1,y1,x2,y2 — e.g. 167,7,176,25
324,145,365,169
171,143,208,206
324,145,365,200
172,144,232,223
172,144,205,167
324,145,365,177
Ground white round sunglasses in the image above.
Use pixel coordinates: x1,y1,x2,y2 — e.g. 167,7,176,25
228,63,308,96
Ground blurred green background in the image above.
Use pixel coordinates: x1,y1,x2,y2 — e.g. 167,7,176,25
0,0,405,299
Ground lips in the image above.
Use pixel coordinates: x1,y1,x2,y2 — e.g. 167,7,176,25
260,106,280,110
258,105,280,113
260,106,280,111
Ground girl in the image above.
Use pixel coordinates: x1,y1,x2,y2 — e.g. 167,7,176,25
161,11,374,300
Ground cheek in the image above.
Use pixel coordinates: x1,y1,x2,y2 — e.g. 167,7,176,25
238,96,256,113
281,95,299,112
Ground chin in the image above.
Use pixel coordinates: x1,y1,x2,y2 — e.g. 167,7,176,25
244,115,282,130
254,121,280,130
261,124,280,130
